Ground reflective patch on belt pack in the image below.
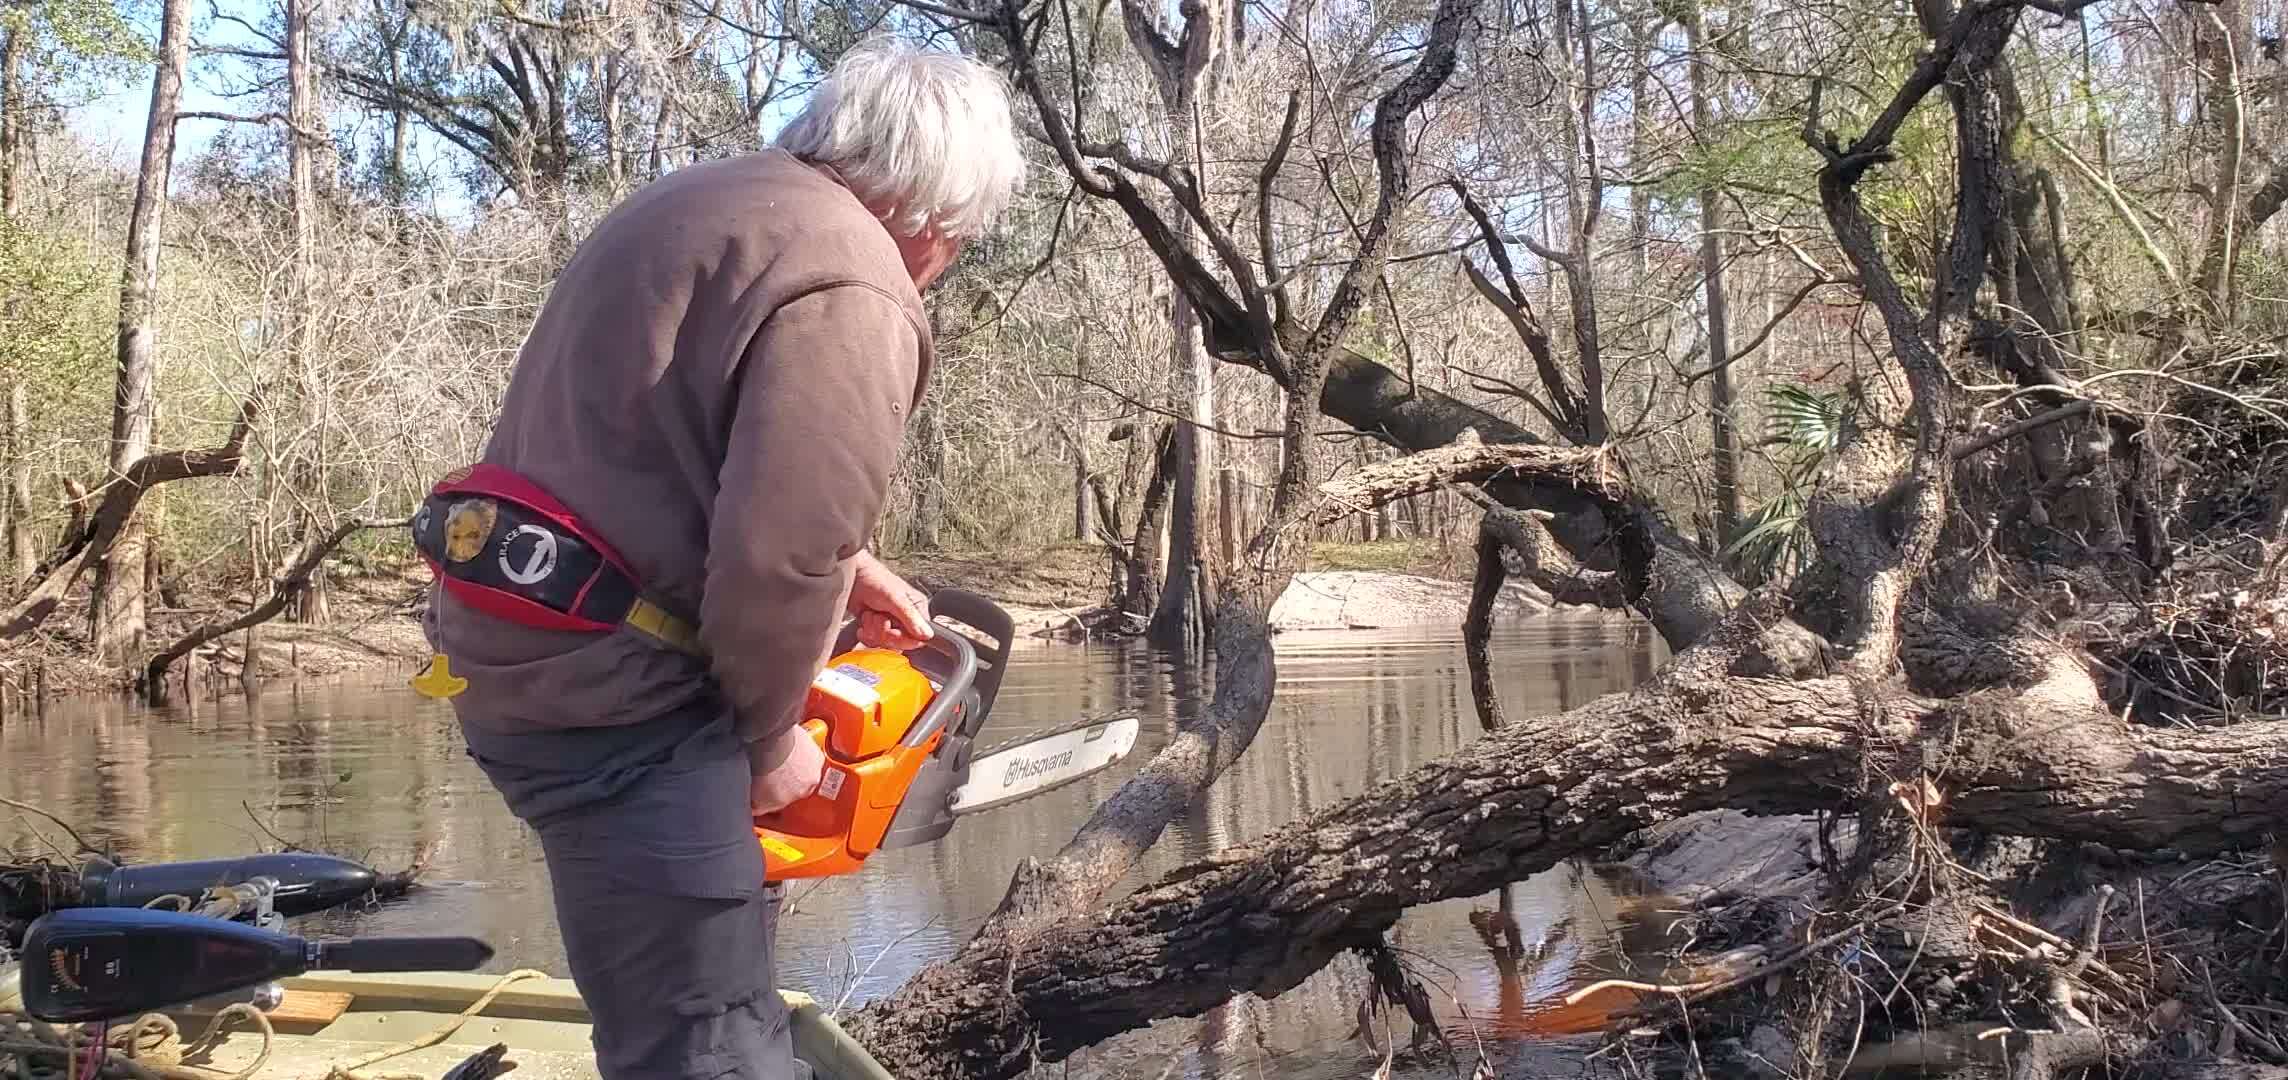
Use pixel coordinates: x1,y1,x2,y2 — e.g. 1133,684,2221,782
441,498,497,563
759,836,804,863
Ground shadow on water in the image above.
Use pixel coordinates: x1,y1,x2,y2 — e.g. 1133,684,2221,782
2,613,1680,1078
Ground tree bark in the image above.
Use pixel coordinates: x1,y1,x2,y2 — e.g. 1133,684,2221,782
286,0,331,626
90,0,192,665
0,25,18,219
5,381,27,584
1123,424,1175,616
1686,0,1740,545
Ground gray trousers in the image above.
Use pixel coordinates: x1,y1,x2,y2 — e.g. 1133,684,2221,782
524,722,809,1080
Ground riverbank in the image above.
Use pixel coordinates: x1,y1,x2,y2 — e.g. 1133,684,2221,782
2,540,1591,702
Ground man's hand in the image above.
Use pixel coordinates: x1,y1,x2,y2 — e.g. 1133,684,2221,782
849,550,934,650
749,723,827,816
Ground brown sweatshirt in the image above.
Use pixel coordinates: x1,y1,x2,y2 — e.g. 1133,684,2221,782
421,149,934,787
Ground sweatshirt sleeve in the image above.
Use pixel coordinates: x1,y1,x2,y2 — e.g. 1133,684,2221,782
700,283,925,745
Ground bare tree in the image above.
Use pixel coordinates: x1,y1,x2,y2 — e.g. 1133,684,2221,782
88,0,193,664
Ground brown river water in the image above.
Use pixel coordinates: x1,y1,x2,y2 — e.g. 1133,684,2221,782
2,615,1684,1078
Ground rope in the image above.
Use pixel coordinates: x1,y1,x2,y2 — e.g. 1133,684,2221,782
320,969,549,1080
1,1002,271,1080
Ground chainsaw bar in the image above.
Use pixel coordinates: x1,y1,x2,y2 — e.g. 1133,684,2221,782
948,713,1144,818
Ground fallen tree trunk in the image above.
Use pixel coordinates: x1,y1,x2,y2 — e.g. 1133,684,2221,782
2,402,256,640
845,664,2288,1079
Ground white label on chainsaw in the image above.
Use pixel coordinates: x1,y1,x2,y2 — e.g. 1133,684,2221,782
812,665,880,708
818,767,847,801
951,718,1142,815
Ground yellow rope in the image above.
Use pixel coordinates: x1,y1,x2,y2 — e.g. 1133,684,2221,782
2,1001,269,1080
320,969,549,1080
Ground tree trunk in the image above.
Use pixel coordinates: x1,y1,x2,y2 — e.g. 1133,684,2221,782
377,0,410,219
909,398,947,551
1686,0,1740,546
6,381,27,584
1071,457,1090,542
601,56,624,195
1124,424,1176,616
1071,350,1091,542
2193,0,2248,314
2,26,29,584
0,25,18,220
1149,284,1210,653
287,0,331,626
90,0,191,666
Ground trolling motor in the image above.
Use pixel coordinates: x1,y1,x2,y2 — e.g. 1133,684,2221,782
74,852,381,918
17,907,494,1023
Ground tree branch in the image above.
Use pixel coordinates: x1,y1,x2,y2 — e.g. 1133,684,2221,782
1302,439,1619,528
4,401,259,640
139,517,403,697
1258,90,1301,332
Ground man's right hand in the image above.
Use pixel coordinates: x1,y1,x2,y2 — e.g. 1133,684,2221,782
749,722,828,816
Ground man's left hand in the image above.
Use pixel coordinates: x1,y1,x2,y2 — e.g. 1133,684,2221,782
849,550,934,650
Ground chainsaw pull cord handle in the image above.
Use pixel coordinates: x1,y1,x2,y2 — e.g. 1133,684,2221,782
897,627,977,749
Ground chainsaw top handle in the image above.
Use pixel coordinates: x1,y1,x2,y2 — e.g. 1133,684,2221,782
919,587,1014,715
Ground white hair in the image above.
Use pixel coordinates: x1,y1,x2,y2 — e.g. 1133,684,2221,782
776,39,1027,240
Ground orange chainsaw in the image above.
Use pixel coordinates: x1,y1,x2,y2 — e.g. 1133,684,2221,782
754,588,1140,882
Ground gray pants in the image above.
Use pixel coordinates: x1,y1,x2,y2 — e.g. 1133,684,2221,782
524,723,808,1080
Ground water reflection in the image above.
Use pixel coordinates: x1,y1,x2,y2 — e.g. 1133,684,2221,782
2,613,1672,1078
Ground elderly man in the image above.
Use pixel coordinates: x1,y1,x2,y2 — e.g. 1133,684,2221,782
409,40,1025,1080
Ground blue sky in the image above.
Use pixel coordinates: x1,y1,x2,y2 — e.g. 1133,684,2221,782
60,0,489,219
57,0,805,223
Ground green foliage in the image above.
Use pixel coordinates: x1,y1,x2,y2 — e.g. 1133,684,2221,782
3,0,150,91
0,217,114,395
1725,382,1846,582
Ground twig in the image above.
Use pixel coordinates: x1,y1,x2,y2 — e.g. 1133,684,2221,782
241,801,305,853
2064,884,2114,979
2201,958,2288,1064
1973,902,2135,992
1570,903,1908,1007
831,917,944,1019
0,796,100,857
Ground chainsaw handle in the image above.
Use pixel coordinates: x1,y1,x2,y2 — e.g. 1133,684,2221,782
917,587,1014,716
898,626,976,749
